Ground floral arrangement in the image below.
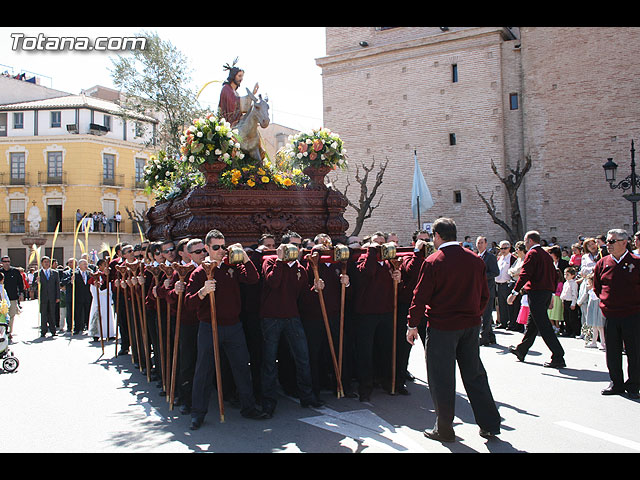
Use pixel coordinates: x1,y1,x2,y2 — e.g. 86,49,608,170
179,113,244,167
278,127,348,170
219,159,307,190
143,150,204,202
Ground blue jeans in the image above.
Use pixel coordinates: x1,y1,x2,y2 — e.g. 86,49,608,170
260,317,315,410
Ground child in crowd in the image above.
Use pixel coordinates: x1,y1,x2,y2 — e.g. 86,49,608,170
569,243,582,267
577,274,605,350
547,268,564,335
560,267,580,337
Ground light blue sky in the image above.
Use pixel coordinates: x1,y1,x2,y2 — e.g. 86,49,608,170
1,27,326,132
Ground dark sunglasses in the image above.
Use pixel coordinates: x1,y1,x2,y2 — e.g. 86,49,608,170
209,245,227,251
606,238,624,245
190,248,206,255
162,247,175,253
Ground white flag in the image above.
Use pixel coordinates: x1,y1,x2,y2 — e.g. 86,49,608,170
411,151,434,219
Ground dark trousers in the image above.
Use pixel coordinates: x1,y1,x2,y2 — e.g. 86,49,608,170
514,290,565,362
40,300,57,335
117,294,139,362
480,285,496,342
355,312,393,396
241,311,263,401
74,299,91,333
563,300,580,336
425,325,501,436
178,323,199,408
604,312,640,394
146,308,162,379
496,282,511,327
192,321,258,420
396,302,413,388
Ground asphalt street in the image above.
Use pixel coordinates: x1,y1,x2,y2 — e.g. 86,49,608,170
2,299,639,453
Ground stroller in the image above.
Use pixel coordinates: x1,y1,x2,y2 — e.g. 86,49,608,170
0,301,19,373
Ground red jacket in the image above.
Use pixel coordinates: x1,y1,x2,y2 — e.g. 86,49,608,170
260,257,308,319
353,247,395,315
185,261,259,326
408,244,489,331
593,252,640,318
399,249,426,305
513,245,557,293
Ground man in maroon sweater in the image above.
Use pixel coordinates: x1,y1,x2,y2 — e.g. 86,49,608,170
507,230,566,368
594,229,640,399
354,231,402,402
407,217,500,443
260,231,324,417
186,229,267,429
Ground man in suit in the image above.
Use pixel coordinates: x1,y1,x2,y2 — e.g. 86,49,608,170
407,217,501,443
476,236,499,346
73,259,93,334
39,256,60,338
508,230,566,368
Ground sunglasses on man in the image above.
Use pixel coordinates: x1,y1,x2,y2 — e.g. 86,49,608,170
190,248,207,255
606,238,624,245
209,245,227,251
162,247,175,253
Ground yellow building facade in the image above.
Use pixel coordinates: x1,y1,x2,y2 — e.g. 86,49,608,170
0,85,157,268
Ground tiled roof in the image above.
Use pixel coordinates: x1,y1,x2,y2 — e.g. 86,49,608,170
0,93,158,123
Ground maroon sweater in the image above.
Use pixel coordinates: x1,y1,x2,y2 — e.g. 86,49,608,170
593,252,640,318
300,261,348,321
156,267,196,322
408,244,489,331
260,257,308,319
399,250,426,305
513,245,557,293
185,261,259,326
353,247,395,315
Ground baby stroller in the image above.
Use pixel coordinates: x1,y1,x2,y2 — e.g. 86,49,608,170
0,301,19,373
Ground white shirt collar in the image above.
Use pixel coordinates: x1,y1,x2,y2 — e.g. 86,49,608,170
438,241,459,250
612,250,629,264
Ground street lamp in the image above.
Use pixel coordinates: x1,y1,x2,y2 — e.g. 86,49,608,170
603,140,640,234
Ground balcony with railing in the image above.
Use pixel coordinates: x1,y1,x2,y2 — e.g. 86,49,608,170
132,176,147,190
100,173,124,187
38,171,68,185
0,172,31,186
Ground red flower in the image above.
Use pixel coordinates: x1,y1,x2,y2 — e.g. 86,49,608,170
298,142,308,153
312,139,323,152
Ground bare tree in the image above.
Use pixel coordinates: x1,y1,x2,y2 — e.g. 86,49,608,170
334,157,389,237
476,155,532,243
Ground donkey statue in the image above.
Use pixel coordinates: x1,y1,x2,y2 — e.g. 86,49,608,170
235,87,270,166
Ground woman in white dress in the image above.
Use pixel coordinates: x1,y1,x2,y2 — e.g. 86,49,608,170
88,259,115,341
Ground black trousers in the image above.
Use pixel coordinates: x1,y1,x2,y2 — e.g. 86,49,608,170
514,290,565,362
604,312,640,394
74,299,91,333
425,325,501,436
563,300,580,337
480,285,496,342
355,312,393,396
396,302,414,388
178,323,199,408
496,282,511,327
40,300,57,335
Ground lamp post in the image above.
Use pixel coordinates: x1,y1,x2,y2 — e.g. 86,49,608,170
603,140,640,234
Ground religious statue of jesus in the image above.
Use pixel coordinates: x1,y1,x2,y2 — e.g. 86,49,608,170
218,58,259,127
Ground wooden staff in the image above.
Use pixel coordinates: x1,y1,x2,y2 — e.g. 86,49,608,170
201,260,225,422
145,264,167,394
168,262,195,410
115,264,137,366
389,257,402,396
158,263,175,402
307,251,344,398
338,261,348,384
126,262,146,376
130,262,152,382
112,261,121,358
90,271,105,355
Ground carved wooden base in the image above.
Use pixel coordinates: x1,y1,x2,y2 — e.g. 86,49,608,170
146,180,349,246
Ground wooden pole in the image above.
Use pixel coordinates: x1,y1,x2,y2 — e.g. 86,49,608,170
146,265,167,394
168,262,195,410
389,257,402,396
132,262,152,382
307,251,344,398
338,261,347,384
115,265,136,366
158,263,175,403
201,260,225,422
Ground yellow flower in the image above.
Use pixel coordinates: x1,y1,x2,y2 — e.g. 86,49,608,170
257,168,266,176
242,167,250,172
247,179,255,187
283,178,293,187
261,176,270,183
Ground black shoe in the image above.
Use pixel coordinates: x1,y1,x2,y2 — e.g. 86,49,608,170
508,345,525,362
626,391,640,399
241,408,269,420
190,417,203,431
301,398,325,408
601,386,625,396
423,429,455,443
395,386,410,396
117,348,129,356
359,393,371,403
479,338,495,346
543,359,566,369
343,390,359,398
180,405,191,415
479,428,500,439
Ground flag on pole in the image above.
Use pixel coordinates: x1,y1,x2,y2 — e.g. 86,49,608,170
411,150,434,221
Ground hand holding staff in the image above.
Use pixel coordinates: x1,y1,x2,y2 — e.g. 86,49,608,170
169,262,195,410
201,260,225,423
158,263,175,401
